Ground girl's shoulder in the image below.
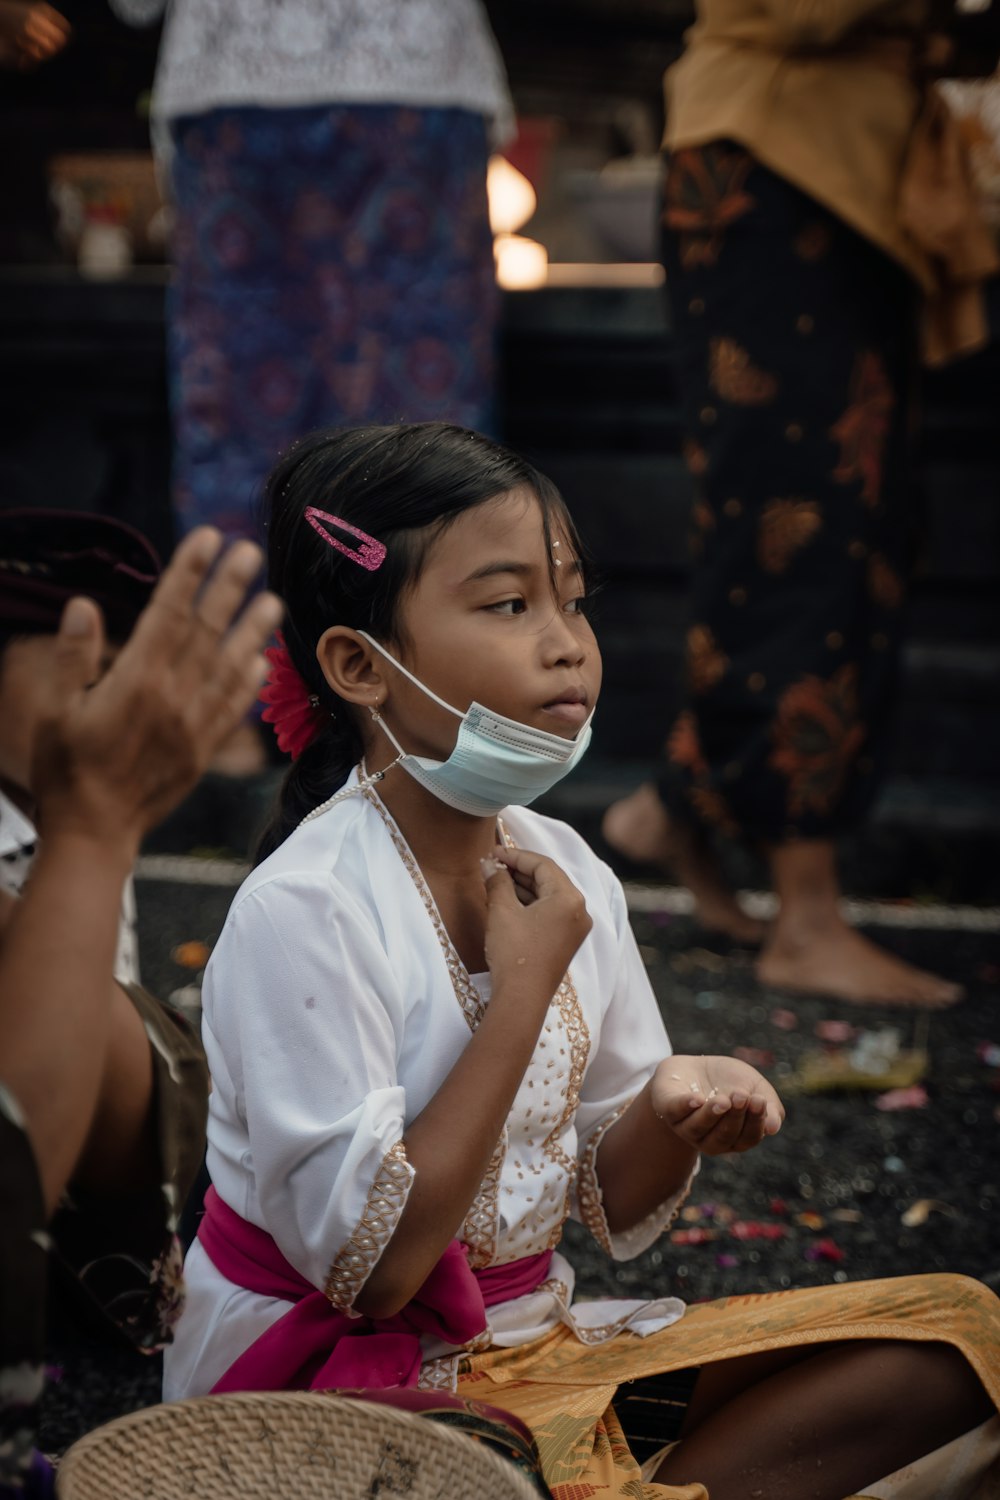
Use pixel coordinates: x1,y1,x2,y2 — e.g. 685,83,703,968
227,787,378,918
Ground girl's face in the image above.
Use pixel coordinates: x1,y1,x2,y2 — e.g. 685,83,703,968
382,488,601,762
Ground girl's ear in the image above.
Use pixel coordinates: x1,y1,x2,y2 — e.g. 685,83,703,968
315,626,385,708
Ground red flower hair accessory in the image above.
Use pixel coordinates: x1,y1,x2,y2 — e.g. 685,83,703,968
259,634,327,759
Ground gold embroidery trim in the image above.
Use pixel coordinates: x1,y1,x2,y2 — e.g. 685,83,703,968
577,1099,696,1256
575,1099,631,1255
541,972,592,1248
363,788,506,1266
324,1139,412,1310
418,1355,461,1391
363,789,486,1031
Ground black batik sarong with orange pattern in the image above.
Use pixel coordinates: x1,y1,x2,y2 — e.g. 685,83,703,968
657,142,919,843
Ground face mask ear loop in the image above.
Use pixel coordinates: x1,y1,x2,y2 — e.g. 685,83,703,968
369,702,409,770
357,630,464,720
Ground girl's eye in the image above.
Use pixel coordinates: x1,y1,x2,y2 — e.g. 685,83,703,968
564,595,589,615
489,597,527,615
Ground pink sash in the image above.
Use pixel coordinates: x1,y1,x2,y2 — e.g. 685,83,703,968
198,1186,552,1392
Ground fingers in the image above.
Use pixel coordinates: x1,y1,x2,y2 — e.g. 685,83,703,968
492,845,576,905
657,1056,784,1154
51,596,106,701
173,537,267,676
127,527,226,664
682,1097,770,1154
24,2,68,57
186,588,283,751
481,854,525,911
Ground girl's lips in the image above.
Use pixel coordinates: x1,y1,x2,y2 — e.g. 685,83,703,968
542,700,589,726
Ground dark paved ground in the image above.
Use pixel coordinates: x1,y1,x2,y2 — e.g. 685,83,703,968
39,868,1000,1456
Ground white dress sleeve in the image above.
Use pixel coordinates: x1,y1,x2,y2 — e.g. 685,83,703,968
201,871,415,1311
571,870,698,1261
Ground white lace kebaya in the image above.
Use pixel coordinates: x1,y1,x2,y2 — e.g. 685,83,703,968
109,0,514,145
163,773,695,1401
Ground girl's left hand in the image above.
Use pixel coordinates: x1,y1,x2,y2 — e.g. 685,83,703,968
652,1054,784,1156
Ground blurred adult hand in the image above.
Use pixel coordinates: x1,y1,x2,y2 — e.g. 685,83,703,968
31,527,283,856
0,0,71,69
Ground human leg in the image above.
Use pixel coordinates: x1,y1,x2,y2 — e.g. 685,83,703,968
758,836,961,1005
643,148,959,1003
601,782,766,944
655,1338,993,1499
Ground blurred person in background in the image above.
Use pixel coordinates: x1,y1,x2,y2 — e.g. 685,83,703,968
0,0,68,70
110,0,512,772
604,0,999,1008
0,519,281,1498
0,0,70,264
0,512,162,982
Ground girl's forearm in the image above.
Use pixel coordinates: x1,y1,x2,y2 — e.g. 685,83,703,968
594,1075,699,1235
353,978,553,1319
0,829,140,1214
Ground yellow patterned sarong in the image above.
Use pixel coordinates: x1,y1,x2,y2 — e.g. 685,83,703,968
457,1273,1000,1500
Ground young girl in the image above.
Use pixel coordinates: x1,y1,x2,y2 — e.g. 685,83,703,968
164,423,1000,1500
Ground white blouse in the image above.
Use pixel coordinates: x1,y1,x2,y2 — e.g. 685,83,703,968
109,0,514,144
164,774,692,1400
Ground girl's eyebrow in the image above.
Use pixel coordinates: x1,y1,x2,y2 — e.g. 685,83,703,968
461,560,534,584
461,556,584,585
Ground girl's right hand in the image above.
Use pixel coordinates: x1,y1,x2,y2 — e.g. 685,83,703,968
481,845,592,1002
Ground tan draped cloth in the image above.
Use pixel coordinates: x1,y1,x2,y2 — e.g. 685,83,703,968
664,0,999,365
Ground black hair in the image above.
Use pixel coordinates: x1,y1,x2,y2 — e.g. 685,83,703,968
255,422,583,862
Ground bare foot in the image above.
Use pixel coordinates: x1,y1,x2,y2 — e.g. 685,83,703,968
602,783,766,947
758,914,962,1007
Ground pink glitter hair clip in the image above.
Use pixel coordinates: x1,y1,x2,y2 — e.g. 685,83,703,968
259,634,327,760
304,506,387,572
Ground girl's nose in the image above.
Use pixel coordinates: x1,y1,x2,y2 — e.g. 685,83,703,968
541,608,587,666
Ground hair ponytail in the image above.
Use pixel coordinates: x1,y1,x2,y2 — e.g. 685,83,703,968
254,709,363,864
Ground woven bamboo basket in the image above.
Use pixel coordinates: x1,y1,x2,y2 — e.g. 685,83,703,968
55,1391,542,1500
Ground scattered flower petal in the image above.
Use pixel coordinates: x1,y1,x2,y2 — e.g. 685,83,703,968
715,1253,739,1269
805,1238,844,1263
730,1221,789,1241
670,1227,718,1246
171,940,211,970
795,1211,826,1230
874,1084,928,1112
901,1199,956,1228
815,1019,857,1043
733,1046,775,1068
770,1008,799,1031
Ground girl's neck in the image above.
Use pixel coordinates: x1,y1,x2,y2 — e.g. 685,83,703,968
366,753,500,877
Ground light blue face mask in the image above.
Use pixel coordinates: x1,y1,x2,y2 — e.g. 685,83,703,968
357,631,594,818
